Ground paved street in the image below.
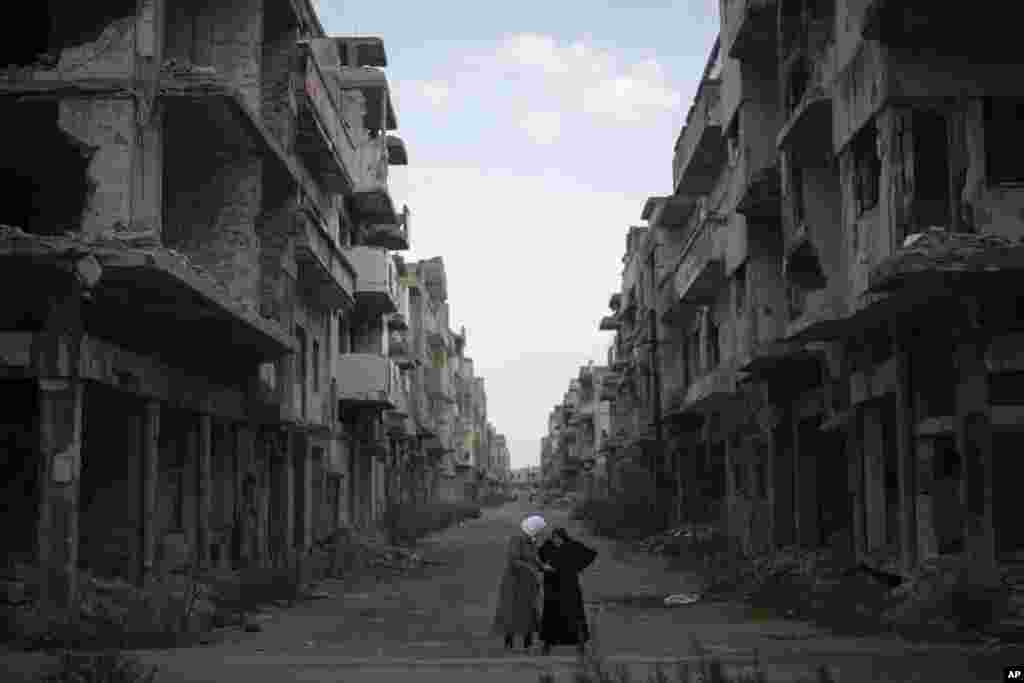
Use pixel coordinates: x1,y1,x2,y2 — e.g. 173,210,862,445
8,501,1022,682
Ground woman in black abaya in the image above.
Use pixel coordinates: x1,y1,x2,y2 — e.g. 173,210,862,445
538,527,598,655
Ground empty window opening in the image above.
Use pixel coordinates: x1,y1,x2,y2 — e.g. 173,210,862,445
706,314,722,369
312,340,320,393
1,1,136,68
296,326,307,419
0,102,93,236
984,97,1024,186
734,262,748,316
786,239,827,293
786,281,807,321
726,114,741,167
896,110,951,239
790,163,806,226
852,123,881,215
786,57,811,116
932,435,963,555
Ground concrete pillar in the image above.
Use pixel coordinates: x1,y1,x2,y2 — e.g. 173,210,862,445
895,348,918,572
296,435,312,554
141,400,160,584
282,430,295,566
862,404,886,552
235,425,253,567
916,438,938,563
197,414,212,568
848,412,866,560
955,338,995,572
37,378,83,610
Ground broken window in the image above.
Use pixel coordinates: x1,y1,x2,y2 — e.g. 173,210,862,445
0,102,93,236
852,123,881,215
984,97,1024,186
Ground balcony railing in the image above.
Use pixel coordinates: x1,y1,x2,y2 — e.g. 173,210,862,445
336,353,401,408
296,41,356,192
294,210,356,310
345,245,398,316
675,213,728,307
673,79,726,195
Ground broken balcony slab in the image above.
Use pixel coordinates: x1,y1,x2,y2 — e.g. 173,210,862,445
0,228,295,361
777,89,832,159
868,229,1024,294
738,342,823,380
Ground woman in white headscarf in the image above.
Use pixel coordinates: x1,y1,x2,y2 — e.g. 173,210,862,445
492,515,553,651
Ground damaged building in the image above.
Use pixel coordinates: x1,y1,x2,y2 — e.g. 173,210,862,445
0,0,508,611
590,0,1024,619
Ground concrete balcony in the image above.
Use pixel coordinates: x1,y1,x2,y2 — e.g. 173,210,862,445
673,79,726,196
349,136,399,225
336,353,401,408
388,282,410,331
362,204,410,251
675,214,728,308
642,195,699,231
294,211,356,310
296,41,356,193
735,165,782,220
426,365,455,403
683,365,740,416
725,0,777,63
345,246,398,316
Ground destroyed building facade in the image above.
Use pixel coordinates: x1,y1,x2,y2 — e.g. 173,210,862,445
572,0,1024,609
0,0,509,609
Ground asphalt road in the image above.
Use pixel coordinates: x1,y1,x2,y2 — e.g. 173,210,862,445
6,501,1023,682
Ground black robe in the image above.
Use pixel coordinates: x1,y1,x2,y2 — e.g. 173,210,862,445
538,537,597,646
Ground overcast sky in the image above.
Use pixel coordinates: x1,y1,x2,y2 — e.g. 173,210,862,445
316,0,718,469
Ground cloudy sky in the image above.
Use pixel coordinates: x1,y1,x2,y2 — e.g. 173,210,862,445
316,0,719,469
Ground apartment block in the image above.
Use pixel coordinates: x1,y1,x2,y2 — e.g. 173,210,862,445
594,0,1024,610
0,0,507,612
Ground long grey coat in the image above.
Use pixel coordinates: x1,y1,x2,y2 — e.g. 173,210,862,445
492,531,543,636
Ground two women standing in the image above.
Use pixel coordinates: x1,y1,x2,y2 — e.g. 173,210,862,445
492,515,597,655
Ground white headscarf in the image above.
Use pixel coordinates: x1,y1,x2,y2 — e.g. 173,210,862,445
521,515,547,538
